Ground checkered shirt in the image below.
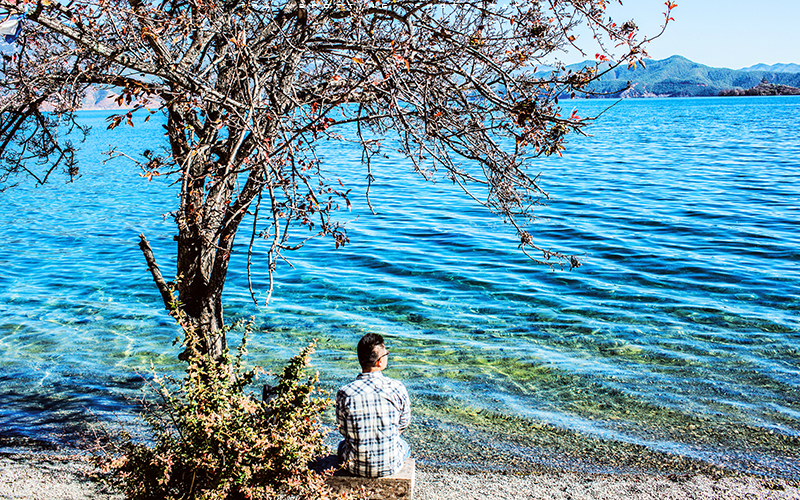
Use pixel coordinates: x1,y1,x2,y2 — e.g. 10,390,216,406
336,372,411,477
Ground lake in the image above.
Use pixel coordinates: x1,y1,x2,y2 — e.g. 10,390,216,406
1,96,798,477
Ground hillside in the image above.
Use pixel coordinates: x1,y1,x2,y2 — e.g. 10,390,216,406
568,56,800,98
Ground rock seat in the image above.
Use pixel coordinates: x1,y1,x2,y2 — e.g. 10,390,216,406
312,455,415,499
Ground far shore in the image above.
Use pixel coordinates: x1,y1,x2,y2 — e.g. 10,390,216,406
2,449,799,500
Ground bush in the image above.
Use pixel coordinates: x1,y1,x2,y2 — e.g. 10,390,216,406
95,327,338,500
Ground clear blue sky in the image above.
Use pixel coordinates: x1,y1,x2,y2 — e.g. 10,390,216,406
4,1,797,69
565,0,800,69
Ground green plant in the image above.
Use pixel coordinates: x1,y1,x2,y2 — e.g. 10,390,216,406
95,325,338,500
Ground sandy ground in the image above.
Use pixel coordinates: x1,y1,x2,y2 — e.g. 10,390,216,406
1,453,799,500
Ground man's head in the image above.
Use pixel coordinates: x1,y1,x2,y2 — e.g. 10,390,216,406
357,333,388,372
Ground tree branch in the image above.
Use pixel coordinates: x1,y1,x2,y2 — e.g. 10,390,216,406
138,233,174,311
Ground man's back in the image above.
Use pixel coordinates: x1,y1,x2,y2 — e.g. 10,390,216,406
336,371,410,477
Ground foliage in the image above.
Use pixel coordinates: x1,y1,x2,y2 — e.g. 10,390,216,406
95,330,338,500
0,0,674,358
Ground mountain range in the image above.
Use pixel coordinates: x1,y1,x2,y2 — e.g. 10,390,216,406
739,62,800,73
568,56,800,98
75,56,800,109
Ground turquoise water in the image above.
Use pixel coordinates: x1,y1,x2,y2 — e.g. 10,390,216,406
1,97,799,476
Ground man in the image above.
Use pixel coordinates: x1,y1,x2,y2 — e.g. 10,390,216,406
336,333,411,477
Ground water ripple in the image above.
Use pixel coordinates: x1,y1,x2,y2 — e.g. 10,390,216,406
1,99,800,475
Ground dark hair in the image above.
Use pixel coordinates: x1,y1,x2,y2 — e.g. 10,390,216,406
357,333,385,369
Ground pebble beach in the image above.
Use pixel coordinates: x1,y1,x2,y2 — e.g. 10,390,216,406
2,452,799,500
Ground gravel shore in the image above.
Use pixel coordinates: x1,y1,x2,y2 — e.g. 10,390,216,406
2,452,799,500
415,469,800,500
0,453,122,500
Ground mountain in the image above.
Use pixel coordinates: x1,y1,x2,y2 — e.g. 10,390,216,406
739,63,800,73
566,55,800,98
82,88,124,110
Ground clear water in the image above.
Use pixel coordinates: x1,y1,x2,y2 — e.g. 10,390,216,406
1,97,798,477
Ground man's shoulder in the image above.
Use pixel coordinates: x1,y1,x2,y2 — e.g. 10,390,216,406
337,374,373,397
376,374,409,401
381,375,407,391
336,379,357,397
337,373,406,396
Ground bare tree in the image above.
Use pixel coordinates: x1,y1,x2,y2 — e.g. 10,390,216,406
0,0,673,360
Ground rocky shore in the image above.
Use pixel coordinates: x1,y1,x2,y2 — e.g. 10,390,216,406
2,452,799,500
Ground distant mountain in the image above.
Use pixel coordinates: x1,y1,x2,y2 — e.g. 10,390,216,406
565,55,800,98
69,87,160,110
82,88,124,110
739,63,800,73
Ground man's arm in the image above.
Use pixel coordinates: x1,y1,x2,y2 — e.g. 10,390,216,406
335,389,348,437
398,384,411,432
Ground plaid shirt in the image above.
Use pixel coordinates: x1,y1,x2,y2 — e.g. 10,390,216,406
336,372,411,477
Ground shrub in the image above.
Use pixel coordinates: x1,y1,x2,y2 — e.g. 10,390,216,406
95,326,339,500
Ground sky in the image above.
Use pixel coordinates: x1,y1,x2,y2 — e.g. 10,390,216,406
2,1,797,70
564,0,800,69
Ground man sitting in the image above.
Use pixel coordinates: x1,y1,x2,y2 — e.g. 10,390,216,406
336,333,411,477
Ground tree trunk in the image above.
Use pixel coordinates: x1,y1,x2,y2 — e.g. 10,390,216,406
138,232,229,361
136,95,269,363
175,231,228,361
144,102,244,362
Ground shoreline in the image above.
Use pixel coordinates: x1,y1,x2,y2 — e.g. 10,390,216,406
2,450,799,500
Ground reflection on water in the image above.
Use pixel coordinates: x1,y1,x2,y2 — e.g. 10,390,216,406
1,97,799,477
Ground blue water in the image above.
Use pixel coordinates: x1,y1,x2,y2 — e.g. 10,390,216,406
1,97,799,476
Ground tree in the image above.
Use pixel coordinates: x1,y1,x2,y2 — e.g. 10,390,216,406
0,0,673,361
